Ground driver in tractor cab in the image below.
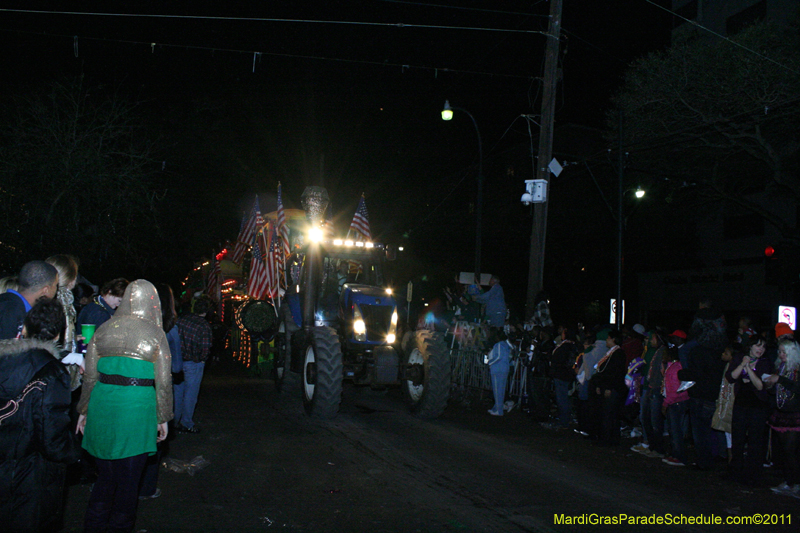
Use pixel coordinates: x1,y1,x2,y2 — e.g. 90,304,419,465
337,261,349,293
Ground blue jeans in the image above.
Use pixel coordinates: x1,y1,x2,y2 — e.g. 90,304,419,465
174,360,205,429
553,378,572,427
490,366,509,415
689,397,716,470
640,389,666,454
667,400,689,464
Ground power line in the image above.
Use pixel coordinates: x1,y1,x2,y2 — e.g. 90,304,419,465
0,8,547,35
0,27,536,80
374,0,551,18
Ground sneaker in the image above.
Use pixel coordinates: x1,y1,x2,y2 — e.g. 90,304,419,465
504,400,516,412
139,488,162,500
789,485,800,499
177,424,201,434
676,381,695,392
662,456,685,466
630,427,642,438
487,409,502,416
644,449,665,459
630,443,650,454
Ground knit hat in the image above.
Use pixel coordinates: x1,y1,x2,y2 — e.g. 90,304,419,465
775,322,794,338
669,329,687,340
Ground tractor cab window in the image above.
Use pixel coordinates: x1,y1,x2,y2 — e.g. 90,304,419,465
317,257,341,322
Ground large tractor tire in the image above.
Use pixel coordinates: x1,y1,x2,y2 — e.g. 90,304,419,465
273,331,296,394
273,312,300,394
401,330,451,419
302,326,343,418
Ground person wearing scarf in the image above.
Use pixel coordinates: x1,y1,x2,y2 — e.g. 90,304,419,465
765,339,800,498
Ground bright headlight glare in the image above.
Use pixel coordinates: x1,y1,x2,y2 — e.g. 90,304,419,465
309,227,324,242
385,288,393,295
386,333,396,344
353,319,366,335
391,311,398,325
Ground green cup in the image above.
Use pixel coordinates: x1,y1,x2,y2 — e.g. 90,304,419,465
81,324,96,343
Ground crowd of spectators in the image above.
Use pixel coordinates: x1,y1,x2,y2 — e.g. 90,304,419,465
440,281,800,500
0,258,220,531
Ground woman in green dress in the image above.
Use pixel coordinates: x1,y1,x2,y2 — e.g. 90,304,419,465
76,280,172,533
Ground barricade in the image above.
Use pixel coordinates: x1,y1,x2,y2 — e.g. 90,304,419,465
448,326,529,409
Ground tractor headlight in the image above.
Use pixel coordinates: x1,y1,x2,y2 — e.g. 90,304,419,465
386,308,398,344
309,227,324,243
353,305,367,341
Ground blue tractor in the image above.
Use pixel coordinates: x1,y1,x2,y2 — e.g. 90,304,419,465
273,187,450,419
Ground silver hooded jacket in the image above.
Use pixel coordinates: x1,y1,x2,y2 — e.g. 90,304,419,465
77,280,173,423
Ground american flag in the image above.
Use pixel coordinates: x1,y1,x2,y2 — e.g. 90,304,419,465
265,225,281,299
230,213,248,265
276,182,290,258
247,232,269,300
232,196,263,264
206,258,221,302
348,194,370,240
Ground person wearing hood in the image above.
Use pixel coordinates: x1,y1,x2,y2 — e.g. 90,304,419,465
76,280,172,533
0,299,80,532
678,297,728,470
575,328,610,436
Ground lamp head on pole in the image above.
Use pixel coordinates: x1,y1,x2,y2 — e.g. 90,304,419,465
441,100,453,121
635,186,645,199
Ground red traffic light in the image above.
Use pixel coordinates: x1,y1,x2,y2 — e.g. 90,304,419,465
765,246,776,258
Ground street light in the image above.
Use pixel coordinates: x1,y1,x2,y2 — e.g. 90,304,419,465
441,100,484,283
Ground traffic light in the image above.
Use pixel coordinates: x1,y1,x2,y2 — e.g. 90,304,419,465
764,245,800,287
765,245,779,285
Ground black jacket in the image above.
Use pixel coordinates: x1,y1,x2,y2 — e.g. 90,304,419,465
590,346,627,395
0,339,80,533
0,292,27,340
549,340,579,382
678,343,726,402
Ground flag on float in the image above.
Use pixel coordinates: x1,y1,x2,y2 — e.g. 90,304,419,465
265,225,281,299
348,194,370,240
276,182,291,258
231,196,263,264
247,232,269,300
230,213,248,265
206,258,221,302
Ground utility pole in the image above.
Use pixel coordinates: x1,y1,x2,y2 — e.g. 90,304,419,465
526,0,563,319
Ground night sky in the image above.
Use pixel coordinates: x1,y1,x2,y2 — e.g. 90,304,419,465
1,1,673,315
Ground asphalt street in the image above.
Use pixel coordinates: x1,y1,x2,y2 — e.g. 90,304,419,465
60,361,798,532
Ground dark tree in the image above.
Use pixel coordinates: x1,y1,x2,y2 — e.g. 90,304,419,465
0,77,165,275
609,20,800,243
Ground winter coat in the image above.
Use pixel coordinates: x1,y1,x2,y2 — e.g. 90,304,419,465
550,340,579,382
0,339,80,533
